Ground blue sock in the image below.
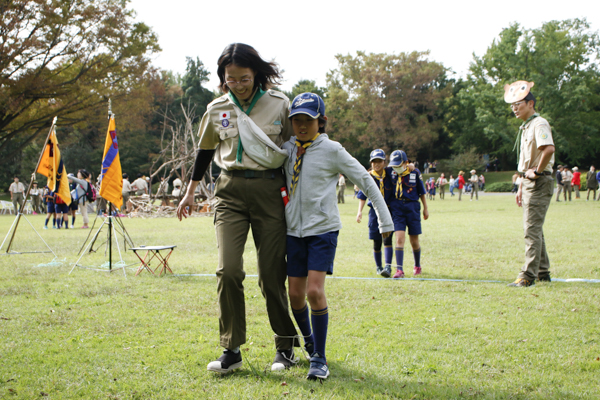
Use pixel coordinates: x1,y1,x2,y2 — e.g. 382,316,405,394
57,218,62,228
292,304,314,346
45,218,49,227
311,307,328,359
395,247,404,270
71,216,75,226
373,251,382,268
53,218,56,226
384,246,393,265
413,248,421,267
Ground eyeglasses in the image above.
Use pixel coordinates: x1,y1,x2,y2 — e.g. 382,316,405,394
225,78,253,87
510,100,527,109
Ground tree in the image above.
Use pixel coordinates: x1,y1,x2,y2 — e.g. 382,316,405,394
454,19,600,169
180,57,214,121
283,79,326,102
325,51,450,163
0,0,160,160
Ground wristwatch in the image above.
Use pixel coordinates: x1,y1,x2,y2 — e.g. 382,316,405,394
533,170,543,176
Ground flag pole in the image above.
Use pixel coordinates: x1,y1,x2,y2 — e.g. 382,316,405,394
108,202,112,271
107,100,112,271
4,117,58,253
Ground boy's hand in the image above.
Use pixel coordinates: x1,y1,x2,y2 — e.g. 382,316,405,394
382,231,392,239
356,211,362,223
408,163,415,172
423,208,429,220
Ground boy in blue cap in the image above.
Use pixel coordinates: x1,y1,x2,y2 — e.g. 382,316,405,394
388,150,429,276
356,149,397,277
283,93,393,380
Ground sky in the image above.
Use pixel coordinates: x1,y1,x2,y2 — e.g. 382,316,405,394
128,0,599,93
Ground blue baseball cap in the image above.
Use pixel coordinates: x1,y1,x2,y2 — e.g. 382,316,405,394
289,93,326,119
369,149,386,162
389,150,408,167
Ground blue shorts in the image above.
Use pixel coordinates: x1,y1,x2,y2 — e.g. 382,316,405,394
46,203,55,213
55,203,69,214
69,201,79,211
396,200,422,235
367,205,403,239
287,231,339,277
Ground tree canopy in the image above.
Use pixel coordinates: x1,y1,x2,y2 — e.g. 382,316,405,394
450,19,600,169
0,0,160,160
324,51,450,164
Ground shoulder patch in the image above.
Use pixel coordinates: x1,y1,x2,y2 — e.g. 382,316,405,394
268,90,288,100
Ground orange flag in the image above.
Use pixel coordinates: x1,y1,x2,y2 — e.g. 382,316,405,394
37,127,71,205
99,116,123,208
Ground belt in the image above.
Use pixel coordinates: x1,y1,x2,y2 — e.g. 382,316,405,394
526,171,552,180
221,169,282,179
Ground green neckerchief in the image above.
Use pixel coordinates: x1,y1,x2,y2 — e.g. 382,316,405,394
512,112,539,166
229,88,266,164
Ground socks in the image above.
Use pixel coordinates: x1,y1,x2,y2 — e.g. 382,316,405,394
311,307,328,359
52,217,56,227
71,216,75,227
292,304,314,347
413,248,421,267
45,218,49,227
384,246,393,265
373,250,382,268
57,218,62,228
395,247,404,270
229,347,240,354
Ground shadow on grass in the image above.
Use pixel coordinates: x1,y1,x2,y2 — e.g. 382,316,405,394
205,359,523,399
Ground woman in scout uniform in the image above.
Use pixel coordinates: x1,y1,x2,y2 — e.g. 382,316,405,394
504,81,555,287
176,43,298,374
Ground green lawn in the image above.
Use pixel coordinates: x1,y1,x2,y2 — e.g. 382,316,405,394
1,194,599,399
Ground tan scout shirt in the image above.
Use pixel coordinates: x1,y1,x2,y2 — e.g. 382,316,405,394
9,182,25,193
198,89,292,171
518,115,554,173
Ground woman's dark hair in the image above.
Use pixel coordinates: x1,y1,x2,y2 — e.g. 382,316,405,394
78,169,90,179
217,43,282,93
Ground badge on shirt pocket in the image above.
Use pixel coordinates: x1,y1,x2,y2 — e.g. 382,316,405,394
219,111,231,128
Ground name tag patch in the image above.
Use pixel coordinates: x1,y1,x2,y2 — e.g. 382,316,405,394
410,173,416,183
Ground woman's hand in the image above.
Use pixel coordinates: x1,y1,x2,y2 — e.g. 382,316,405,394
176,193,195,221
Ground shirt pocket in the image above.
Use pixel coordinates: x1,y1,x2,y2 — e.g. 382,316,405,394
219,127,239,141
263,124,282,139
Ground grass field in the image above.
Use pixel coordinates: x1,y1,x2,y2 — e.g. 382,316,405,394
1,193,599,399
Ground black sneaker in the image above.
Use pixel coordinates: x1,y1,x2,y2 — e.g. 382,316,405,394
381,264,391,278
376,265,383,275
207,349,242,373
271,348,298,371
538,275,551,282
507,278,535,287
307,352,329,380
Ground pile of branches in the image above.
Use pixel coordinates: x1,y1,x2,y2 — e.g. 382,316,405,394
127,196,216,219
